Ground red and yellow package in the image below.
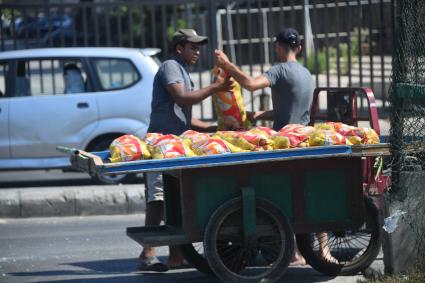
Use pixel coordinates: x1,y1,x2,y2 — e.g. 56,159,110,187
308,130,348,146
212,67,250,130
314,123,336,132
364,128,380,144
109,134,151,163
180,130,210,143
144,133,164,145
277,124,312,147
214,131,255,151
238,129,274,150
149,134,196,159
271,134,291,149
191,138,244,155
249,126,277,137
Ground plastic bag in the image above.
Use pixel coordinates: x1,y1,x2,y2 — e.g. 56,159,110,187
277,124,313,147
149,134,196,159
239,128,274,150
214,131,255,151
191,138,244,155
212,67,250,130
109,134,151,163
180,130,210,143
271,134,291,149
383,210,406,233
308,130,348,146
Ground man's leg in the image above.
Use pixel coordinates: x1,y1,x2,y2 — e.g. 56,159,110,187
139,200,164,259
139,173,168,271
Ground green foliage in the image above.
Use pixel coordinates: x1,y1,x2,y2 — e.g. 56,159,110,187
167,18,186,40
305,49,327,74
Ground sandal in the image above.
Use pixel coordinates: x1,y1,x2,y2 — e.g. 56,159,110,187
168,260,191,270
139,256,169,272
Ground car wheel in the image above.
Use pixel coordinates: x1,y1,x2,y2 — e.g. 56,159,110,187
89,138,137,185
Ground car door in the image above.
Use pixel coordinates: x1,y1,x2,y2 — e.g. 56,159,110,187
8,58,98,158
0,61,10,158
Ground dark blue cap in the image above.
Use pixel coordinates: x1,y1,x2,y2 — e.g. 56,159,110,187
275,28,301,46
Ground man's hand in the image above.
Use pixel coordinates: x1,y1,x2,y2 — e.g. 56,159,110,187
215,49,231,69
212,75,234,93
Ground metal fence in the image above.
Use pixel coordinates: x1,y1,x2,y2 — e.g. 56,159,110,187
0,0,394,120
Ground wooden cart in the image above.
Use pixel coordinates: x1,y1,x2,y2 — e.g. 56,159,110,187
62,87,391,282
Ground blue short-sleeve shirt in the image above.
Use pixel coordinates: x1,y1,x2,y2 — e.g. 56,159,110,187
148,57,193,135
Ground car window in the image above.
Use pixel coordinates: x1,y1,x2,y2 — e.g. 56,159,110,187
92,58,140,90
0,62,8,98
14,59,86,97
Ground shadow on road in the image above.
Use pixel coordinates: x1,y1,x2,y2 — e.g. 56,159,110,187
10,257,337,283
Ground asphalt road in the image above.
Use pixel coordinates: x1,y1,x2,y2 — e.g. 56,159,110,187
0,214,384,283
0,170,144,189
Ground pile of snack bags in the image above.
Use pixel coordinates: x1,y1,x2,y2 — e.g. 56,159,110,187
109,122,380,163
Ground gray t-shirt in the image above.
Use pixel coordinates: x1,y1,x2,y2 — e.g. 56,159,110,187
264,61,314,131
148,58,193,135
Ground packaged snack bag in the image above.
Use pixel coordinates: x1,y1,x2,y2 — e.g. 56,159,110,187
214,131,255,151
180,130,210,143
249,126,277,137
109,134,151,163
212,67,250,130
149,134,196,159
337,124,366,139
191,138,244,155
277,124,312,147
271,134,290,149
308,130,347,146
314,123,336,132
364,128,380,144
239,128,274,150
144,133,164,145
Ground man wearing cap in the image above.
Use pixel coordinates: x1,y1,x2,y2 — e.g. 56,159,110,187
215,27,314,265
139,29,233,271
215,27,314,131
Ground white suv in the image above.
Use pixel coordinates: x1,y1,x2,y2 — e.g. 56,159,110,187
0,47,159,183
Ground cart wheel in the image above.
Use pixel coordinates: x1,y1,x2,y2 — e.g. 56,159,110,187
180,242,213,275
204,197,294,283
297,198,382,276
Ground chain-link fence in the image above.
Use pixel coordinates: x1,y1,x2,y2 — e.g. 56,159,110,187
388,0,425,267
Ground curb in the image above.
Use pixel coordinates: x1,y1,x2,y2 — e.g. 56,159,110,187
0,184,146,218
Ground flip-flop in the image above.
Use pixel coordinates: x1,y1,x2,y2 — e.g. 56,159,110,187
139,256,169,272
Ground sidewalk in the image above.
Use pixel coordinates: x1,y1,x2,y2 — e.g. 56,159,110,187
0,184,146,218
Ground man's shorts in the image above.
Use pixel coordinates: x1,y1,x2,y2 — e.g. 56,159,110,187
144,172,164,203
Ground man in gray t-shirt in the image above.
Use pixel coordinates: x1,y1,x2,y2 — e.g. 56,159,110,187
215,27,314,131
215,27,314,265
139,29,232,272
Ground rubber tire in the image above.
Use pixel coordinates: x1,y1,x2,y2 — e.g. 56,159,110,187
89,138,137,185
296,198,382,276
180,242,214,275
204,197,294,283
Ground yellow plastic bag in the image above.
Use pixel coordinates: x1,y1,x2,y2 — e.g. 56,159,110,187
308,130,348,146
109,134,151,163
180,130,210,143
191,138,245,155
149,134,196,159
271,134,291,149
212,67,250,130
214,131,255,151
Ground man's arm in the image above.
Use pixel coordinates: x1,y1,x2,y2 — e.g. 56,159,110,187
248,110,275,122
167,75,233,107
191,118,217,132
215,49,270,92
